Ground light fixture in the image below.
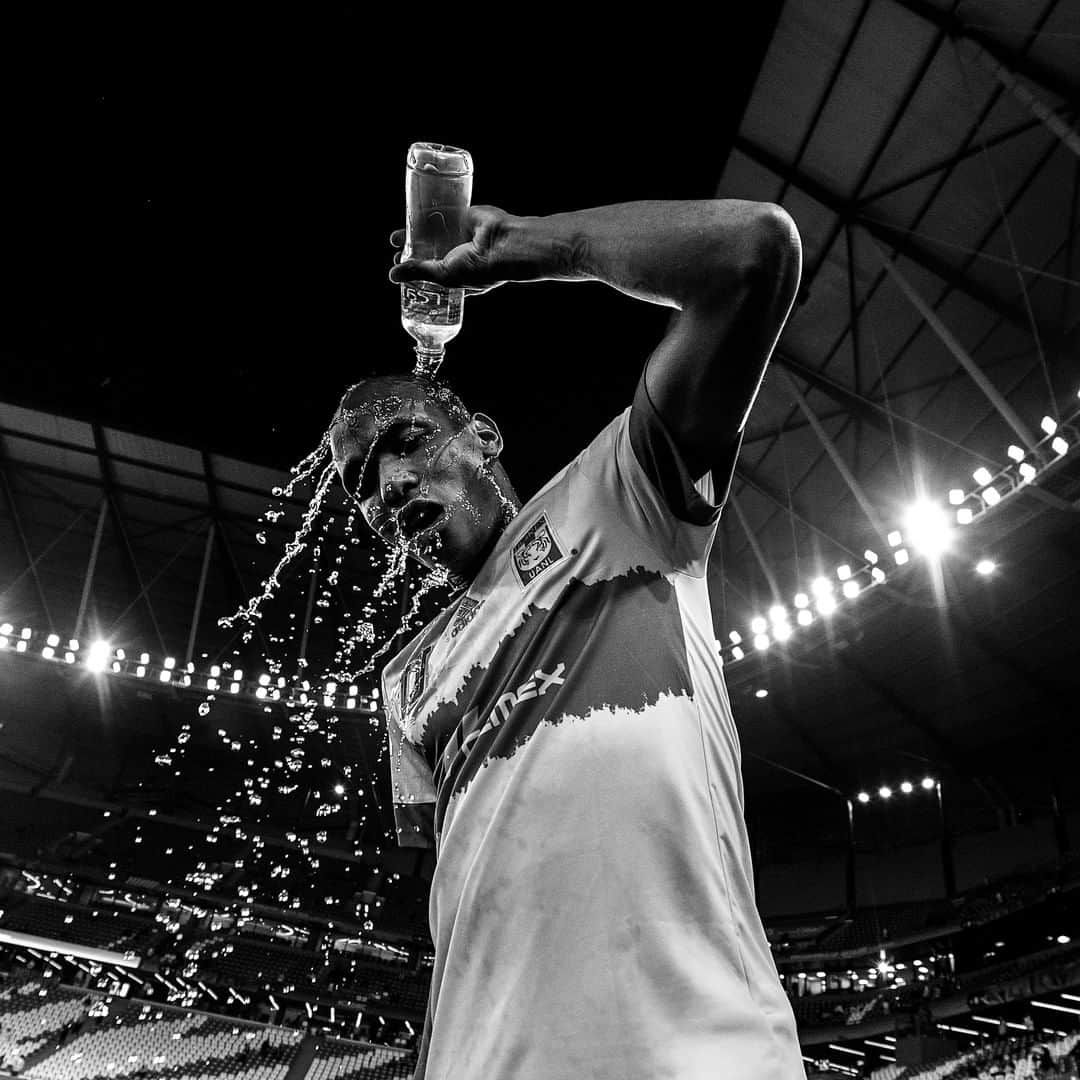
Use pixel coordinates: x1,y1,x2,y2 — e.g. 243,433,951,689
904,499,952,557
887,530,902,547
1040,415,1057,436
948,489,965,505
796,609,812,627
794,592,809,608
1051,435,1068,456
751,616,767,634
729,630,742,645
811,577,832,596
921,777,936,790
769,605,787,624
0,623,11,635
258,673,271,686
900,781,913,794
894,548,909,565
159,670,171,683
817,594,837,616
1018,462,1037,482
983,486,1001,506
956,508,974,525
836,564,851,580
333,783,345,796
773,622,792,642
731,645,744,661
879,786,892,799
136,666,146,678
755,689,768,699
753,634,770,651
1006,445,1024,462
1058,935,1071,945
42,646,55,659
973,467,993,486
86,641,111,673
870,567,886,583
46,633,60,647
842,580,860,599
856,792,870,804
864,549,878,564
975,559,996,576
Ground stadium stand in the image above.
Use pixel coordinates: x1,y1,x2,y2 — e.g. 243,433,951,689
193,940,322,993
0,979,88,1072
305,1037,415,1080
0,900,157,957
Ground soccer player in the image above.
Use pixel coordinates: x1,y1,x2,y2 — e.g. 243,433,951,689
330,199,804,1079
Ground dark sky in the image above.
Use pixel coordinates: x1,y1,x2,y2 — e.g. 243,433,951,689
3,10,784,500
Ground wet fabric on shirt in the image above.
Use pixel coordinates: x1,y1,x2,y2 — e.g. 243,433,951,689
381,386,806,1080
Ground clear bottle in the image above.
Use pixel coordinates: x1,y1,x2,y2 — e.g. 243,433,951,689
401,142,474,377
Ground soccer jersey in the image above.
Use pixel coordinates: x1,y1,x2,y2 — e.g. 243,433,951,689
381,387,805,1079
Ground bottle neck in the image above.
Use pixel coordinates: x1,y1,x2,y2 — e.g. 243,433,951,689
413,347,445,379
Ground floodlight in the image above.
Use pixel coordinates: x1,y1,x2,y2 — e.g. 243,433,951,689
894,548,909,565
211,665,221,677
0,623,11,635
229,682,240,694
794,592,809,608
87,641,111,673
68,639,79,651
773,622,792,642
42,646,55,659
1051,436,1068,456
64,652,75,664
115,649,125,660
900,781,913,794
47,633,60,647
948,489,965,505
255,687,266,699
797,609,812,627
1006,445,1024,462
857,792,870,804
753,634,770,651
956,508,974,525
871,567,886,583
731,646,744,661
887,530,902,547
751,616,767,634
729,630,742,644
325,681,338,695
754,689,768,699
164,657,176,670
1058,935,1071,944
769,605,787,624
975,559,996,576
817,594,837,616
864,549,878,564
921,777,935,790
20,627,31,639
15,641,26,652
371,687,379,699
346,698,356,709
973,467,993,486
159,670,171,683
983,486,1001,506
1040,415,1057,435
323,695,334,708
811,576,832,596
207,678,219,691
258,674,270,686
842,580,860,599
1018,462,1036,482
136,666,146,678
904,499,952,557
836,564,851,580
879,786,892,799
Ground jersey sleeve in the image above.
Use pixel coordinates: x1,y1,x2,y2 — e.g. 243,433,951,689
568,375,740,578
385,696,437,850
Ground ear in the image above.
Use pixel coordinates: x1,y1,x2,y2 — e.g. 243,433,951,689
469,412,504,461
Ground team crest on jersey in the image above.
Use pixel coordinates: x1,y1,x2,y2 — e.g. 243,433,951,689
512,513,565,587
450,596,482,638
402,644,434,716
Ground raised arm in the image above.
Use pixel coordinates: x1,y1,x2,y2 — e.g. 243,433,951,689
389,199,802,479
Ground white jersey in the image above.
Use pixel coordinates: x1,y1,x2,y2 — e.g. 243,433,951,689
382,390,805,1079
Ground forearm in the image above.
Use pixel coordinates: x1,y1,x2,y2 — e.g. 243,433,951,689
496,199,792,309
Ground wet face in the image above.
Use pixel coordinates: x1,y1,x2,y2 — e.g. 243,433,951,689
330,386,509,582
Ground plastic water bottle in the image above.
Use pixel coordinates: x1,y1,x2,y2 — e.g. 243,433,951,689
400,142,474,377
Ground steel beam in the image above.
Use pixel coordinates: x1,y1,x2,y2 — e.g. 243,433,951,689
185,521,216,666
0,463,54,627
729,492,782,602
736,136,1035,334
869,238,1040,449
778,368,891,545
892,0,1080,110
74,498,109,641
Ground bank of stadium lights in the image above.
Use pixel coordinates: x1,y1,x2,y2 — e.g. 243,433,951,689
856,777,936,804
721,394,1079,665
0,625,380,713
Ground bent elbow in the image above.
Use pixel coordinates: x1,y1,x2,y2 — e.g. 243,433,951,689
749,203,802,286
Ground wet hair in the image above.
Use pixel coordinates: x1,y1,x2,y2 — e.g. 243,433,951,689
333,372,472,429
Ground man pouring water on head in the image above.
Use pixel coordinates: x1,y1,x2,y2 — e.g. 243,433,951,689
329,141,806,1079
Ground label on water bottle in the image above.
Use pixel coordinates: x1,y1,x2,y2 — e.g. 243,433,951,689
401,284,462,327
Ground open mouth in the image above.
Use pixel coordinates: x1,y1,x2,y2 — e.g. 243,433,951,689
398,499,445,540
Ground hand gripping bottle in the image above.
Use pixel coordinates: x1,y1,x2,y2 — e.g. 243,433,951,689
400,142,474,377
